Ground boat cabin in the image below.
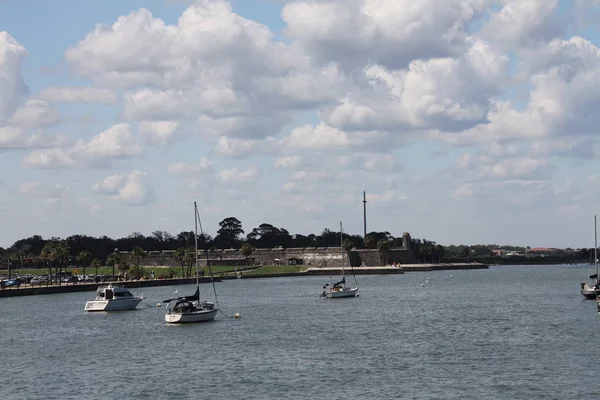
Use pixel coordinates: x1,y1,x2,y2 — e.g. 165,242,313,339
96,284,134,300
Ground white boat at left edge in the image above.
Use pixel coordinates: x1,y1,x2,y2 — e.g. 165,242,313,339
84,283,144,312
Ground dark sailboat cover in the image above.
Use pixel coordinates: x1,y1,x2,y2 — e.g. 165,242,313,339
590,274,598,279
334,276,346,286
162,287,200,304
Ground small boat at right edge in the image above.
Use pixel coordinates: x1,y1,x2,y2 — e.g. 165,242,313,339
581,215,599,300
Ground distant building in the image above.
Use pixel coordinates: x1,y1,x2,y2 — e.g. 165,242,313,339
526,247,556,256
492,249,504,256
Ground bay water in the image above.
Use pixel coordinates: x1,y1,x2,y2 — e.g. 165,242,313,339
1,264,599,399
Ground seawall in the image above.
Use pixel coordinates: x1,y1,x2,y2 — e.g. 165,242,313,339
0,277,220,298
0,263,487,297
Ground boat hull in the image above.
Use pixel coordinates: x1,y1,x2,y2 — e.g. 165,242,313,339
324,287,359,299
580,283,597,300
84,297,143,312
165,308,218,323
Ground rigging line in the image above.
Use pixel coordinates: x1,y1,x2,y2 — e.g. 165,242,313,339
341,221,359,288
195,205,236,319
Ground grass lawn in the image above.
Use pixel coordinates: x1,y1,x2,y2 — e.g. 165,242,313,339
4,265,292,278
243,265,307,275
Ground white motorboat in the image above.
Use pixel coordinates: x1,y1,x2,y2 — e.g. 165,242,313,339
84,283,144,312
321,221,359,299
163,202,219,324
581,215,598,300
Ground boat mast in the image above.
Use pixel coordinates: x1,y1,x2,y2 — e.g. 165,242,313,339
595,215,598,276
194,201,200,293
340,221,345,279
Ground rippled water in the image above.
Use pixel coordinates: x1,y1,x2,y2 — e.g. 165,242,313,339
1,265,600,399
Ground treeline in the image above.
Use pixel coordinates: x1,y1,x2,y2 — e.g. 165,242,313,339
0,217,422,263
0,217,596,266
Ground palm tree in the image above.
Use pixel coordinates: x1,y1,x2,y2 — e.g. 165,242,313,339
40,243,56,285
53,242,70,285
117,258,131,279
184,250,196,277
343,239,355,253
107,253,121,280
175,247,186,277
130,247,147,280
377,239,391,266
364,235,376,249
77,250,92,279
39,241,70,285
91,258,102,277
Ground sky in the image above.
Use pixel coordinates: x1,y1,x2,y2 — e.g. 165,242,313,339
1,0,600,249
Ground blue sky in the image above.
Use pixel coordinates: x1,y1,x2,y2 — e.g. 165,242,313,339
1,0,600,249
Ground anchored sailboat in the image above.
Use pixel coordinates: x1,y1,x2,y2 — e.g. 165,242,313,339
321,222,359,299
162,202,218,323
581,215,599,300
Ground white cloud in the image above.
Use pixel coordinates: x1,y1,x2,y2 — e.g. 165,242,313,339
37,87,118,105
217,165,262,183
481,0,564,50
22,123,142,168
0,126,67,150
4,1,600,248
92,170,155,205
138,120,180,146
282,0,488,70
273,156,303,170
0,31,29,119
168,158,213,175
18,182,68,199
65,2,345,140
8,100,61,129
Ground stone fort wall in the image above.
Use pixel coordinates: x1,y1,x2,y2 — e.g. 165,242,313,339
132,232,417,268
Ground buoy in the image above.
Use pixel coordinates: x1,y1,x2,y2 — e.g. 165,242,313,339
234,313,241,319
421,283,425,287
450,274,453,278
156,303,161,308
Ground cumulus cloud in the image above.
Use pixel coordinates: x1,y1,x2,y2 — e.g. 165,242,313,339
37,87,118,104
3,0,600,246
218,165,262,184
138,120,180,146
92,170,155,205
0,31,29,119
22,123,143,168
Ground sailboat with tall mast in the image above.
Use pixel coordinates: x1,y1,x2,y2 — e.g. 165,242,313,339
162,202,218,323
321,222,359,299
581,215,598,300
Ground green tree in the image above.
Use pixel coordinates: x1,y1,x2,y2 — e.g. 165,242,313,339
175,247,187,277
129,246,147,279
107,253,122,280
184,250,196,277
377,239,391,265
117,258,130,278
343,239,355,253
77,250,92,279
215,217,244,249
364,235,376,249
241,243,254,265
91,258,102,277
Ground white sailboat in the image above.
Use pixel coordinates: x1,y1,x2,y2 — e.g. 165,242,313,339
163,202,218,323
581,215,598,300
321,222,359,299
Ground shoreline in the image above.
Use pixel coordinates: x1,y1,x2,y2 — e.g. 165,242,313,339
0,263,487,298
